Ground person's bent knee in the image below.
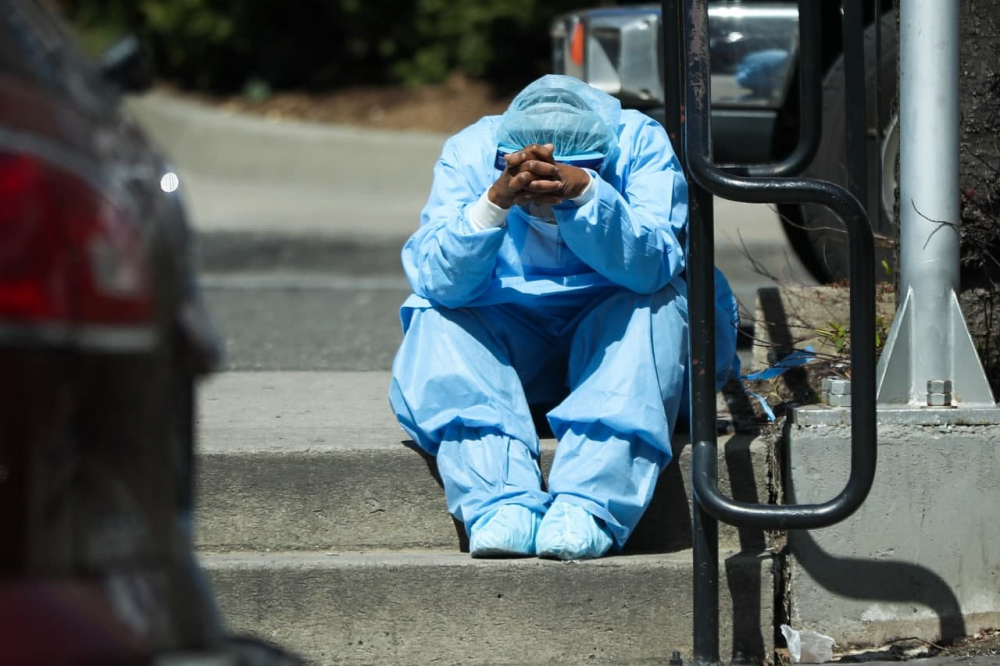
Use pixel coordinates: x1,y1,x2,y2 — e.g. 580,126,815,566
599,282,683,313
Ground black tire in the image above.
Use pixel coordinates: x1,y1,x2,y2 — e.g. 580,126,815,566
779,13,898,284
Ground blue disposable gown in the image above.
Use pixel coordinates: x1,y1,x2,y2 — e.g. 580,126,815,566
389,109,740,549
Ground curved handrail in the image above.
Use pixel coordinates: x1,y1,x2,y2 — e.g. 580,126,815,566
718,0,823,178
682,0,878,530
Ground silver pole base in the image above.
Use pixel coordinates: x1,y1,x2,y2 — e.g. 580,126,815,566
875,287,997,411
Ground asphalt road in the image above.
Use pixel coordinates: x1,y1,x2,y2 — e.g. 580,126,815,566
197,226,813,373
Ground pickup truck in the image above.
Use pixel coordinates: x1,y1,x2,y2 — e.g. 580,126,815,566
550,1,896,284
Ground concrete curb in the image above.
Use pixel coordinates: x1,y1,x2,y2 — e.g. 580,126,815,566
201,549,776,665
194,371,771,553
194,437,770,554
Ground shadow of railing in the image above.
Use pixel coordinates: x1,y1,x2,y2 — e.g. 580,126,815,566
785,461,967,642
786,529,967,641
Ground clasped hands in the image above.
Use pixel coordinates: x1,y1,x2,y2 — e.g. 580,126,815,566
487,143,591,210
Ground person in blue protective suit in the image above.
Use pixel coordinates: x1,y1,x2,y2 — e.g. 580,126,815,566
389,74,740,561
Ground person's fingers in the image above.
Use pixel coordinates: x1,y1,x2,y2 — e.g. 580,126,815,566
507,170,540,192
518,160,562,178
526,178,562,193
522,144,556,163
503,149,533,170
492,169,540,207
506,145,557,170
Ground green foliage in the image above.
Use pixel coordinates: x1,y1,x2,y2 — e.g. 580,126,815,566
816,315,891,359
57,0,598,92
816,321,851,356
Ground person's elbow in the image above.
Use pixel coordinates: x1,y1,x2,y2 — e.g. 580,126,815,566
617,244,682,294
424,286,480,309
408,263,485,309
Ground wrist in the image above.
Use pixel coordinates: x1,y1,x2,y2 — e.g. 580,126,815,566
487,185,511,209
563,166,593,200
553,170,597,210
469,190,509,230
569,170,596,203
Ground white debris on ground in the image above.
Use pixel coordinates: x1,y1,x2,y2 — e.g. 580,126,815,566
781,624,836,663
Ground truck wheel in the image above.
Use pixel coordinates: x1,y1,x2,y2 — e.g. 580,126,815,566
779,13,898,284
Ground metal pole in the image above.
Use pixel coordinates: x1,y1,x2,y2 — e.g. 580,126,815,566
899,0,959,360
721,0,823,178
689,182,720,666
876,0,998,410
874,0,883,228
662,0,684,163
667,0,720,661
843,0,869,214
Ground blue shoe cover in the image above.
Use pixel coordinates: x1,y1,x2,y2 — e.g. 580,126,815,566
469,505,541,558
536,501,613,560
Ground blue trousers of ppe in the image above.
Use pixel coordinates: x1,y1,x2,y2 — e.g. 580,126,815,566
388,283,688,548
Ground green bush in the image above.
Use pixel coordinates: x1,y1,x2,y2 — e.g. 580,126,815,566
58,0,603,92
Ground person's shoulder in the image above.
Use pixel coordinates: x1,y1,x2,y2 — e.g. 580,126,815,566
438,115,501,171
619,109,667,136
616,110,674,158
446,115,502,147
614,111,677,167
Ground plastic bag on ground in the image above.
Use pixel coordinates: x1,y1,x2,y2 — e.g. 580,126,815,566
781,624,836,663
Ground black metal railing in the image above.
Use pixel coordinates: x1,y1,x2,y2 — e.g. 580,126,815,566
661,0,879,663
720,0,823,178
843,0,870,212
661,0,823,178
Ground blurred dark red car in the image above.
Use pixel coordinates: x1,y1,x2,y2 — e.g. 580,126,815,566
0,2,298,664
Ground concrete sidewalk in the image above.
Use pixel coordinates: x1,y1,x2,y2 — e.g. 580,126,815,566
127,92,445,239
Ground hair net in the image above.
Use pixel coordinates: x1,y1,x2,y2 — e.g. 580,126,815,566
496,75,621,163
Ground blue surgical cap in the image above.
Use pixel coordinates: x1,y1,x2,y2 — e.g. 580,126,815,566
496,75,622,164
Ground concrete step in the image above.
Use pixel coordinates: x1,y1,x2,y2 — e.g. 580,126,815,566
194,371,772,554
201,548,776,666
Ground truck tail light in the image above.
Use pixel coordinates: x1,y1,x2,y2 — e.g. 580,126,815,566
571,20,586,67
0,150,153,329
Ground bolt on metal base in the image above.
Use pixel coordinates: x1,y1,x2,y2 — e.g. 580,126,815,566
926,379,952,407
822,377,852,408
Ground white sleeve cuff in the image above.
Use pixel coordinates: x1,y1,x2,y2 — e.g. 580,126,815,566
569,170,597,206
468,191,508,230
